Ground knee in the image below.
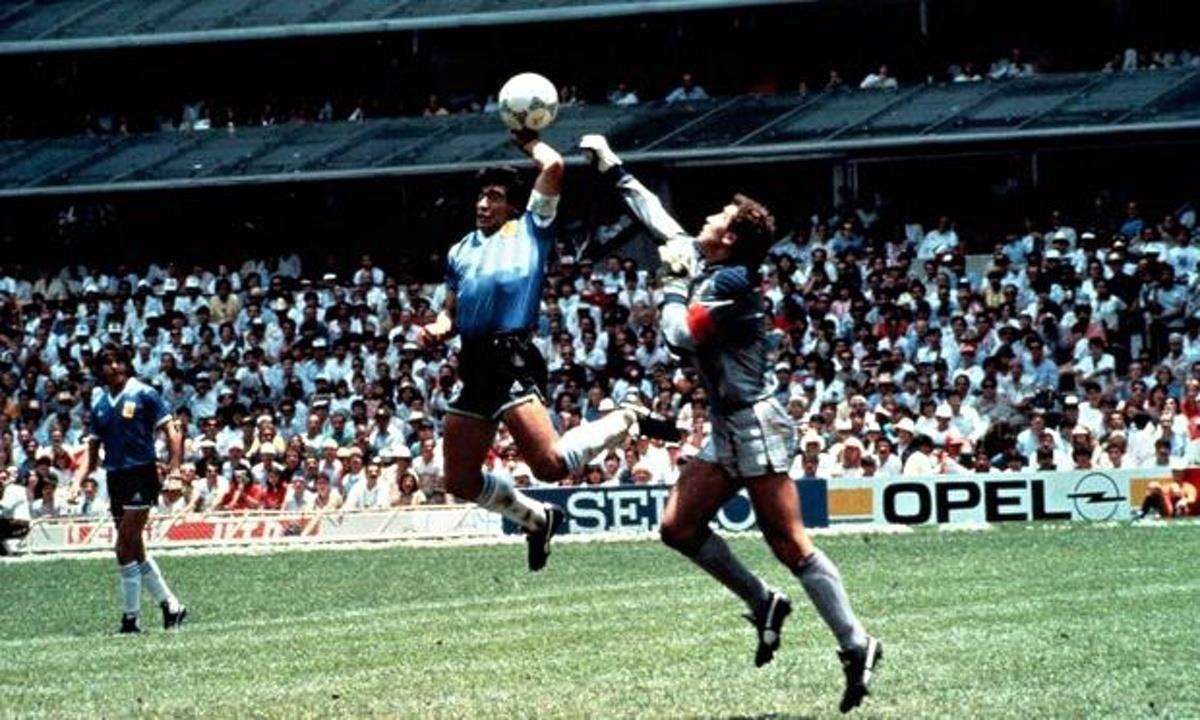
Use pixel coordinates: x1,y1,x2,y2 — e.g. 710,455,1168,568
759,523,807,566
1147,481,1162,494
765,533,804,564
526,452,568,483
660,517,705,555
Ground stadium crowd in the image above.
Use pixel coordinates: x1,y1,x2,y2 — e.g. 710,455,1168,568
2,191,1200,526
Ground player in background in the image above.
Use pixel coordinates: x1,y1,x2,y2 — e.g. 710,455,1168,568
72,345,187,634
580,135,881,713
420,131,676,571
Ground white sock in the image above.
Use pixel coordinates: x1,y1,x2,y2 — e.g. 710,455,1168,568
555,409,636,474
140,558,179,612
477,473,547,531
119,561,141,617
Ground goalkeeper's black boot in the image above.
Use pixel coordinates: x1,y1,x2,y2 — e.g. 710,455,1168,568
162,601,187,630
744,589,792,668
621,403,682,443
838,635,883,713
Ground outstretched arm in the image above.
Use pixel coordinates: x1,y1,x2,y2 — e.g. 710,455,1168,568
580,135,687,244
514,131,564,205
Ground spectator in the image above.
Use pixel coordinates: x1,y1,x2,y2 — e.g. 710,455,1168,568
902,435,936,476
422,94,451,117
609,82,639,106
990,48,1035,79
72,476,109,518
917,216,959,261
394,470,427,507
952,62,983,83
311,474,342,511
283,475,314,512
664,73,709,103
859,64,898,90
345,462,389,510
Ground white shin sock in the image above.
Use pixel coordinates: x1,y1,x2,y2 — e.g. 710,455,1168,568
140,557,179,612
476,473,547,531
555,409,636,474
119,561,141,617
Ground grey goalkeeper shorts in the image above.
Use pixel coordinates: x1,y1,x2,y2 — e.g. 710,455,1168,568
697,398,796,479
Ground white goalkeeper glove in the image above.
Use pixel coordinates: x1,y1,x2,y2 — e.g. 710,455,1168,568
659,237,698,278
579,134,622,174
658,238,699,297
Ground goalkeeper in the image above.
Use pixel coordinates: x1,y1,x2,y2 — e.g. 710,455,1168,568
580,135,882,714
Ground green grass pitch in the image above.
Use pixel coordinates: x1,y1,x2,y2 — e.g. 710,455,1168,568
1,523,1196,719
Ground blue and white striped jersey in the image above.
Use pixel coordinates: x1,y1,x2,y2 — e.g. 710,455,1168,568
89,378,171,471
446,203,556,340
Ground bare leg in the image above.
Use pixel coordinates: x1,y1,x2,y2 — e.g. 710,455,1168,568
444,405,549,532
660,459,769,609
442,412,499,502
504,399,570,481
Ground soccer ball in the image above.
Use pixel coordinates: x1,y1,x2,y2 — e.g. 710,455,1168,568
497,72,558,131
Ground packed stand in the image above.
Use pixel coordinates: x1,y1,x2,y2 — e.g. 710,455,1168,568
2,194,1200,524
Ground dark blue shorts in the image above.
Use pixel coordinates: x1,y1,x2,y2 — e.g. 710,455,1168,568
106,464,161,521
448,333,548,422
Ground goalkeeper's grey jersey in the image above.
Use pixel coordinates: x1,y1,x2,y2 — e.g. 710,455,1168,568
612,169,777,414
676,262,778,414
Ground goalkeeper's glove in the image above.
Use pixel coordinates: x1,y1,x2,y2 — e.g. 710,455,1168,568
580,134,622,174
658,237,698,278
658,238,698,297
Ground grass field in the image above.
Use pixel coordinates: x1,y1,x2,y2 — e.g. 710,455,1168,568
1,523,1197,719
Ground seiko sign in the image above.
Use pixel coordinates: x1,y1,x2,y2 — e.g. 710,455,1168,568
505,481,830,535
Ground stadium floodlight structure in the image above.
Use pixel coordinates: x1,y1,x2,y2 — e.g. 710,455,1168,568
1,69,1199,198
0,0,815,54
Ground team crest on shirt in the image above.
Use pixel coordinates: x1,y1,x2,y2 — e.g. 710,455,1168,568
121,401,136,419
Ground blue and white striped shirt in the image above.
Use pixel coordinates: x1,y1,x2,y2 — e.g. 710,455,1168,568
446,199,556,340
89,378,171,471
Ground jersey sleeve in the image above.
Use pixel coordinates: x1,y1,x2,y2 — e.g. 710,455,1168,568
523,200,557,245
614,171,688,244
685,267,755,346
526,188,559,228
86,400,100,440
144,385,172,428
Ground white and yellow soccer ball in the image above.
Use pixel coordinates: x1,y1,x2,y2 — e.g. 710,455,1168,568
497,72,559,131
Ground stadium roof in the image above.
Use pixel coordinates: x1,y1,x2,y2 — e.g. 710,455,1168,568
3,69,1200,198
0,0,811,54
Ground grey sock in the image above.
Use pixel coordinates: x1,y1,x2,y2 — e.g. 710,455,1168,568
690,532,770,609
794,549,867,650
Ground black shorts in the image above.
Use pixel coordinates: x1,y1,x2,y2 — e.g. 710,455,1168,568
107,464,161,521
449,333,548,422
